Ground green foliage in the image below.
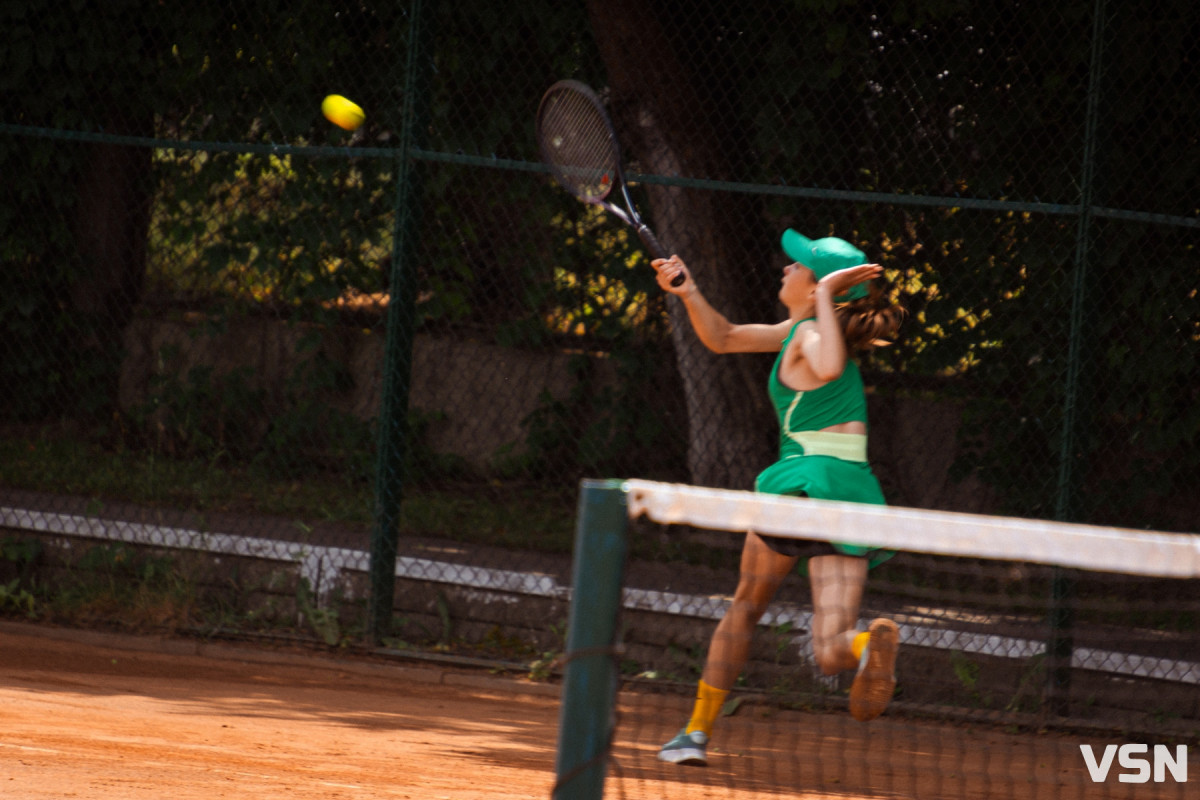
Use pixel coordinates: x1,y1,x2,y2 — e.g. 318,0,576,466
125,331,377,484
150,149,395,312
1,0,409,421
1,0,1197,532
527,620,568,681
257,336,378,482
296,578,343,647
1005,654,1047,715
397,485,576,553
42,542,196,629
0,579,36,617
1,536,42,573
948,649,994,708
503,205,687,481
136,361,264,462
0,537,41,618
74,543,176,589
520,344,686,483
611,0,1198,521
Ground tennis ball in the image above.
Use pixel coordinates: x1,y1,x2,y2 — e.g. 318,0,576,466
322,94,365,131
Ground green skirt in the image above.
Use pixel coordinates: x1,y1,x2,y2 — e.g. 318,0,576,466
755,454,893,567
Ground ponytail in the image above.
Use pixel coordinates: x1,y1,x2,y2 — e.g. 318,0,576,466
836,284,906,352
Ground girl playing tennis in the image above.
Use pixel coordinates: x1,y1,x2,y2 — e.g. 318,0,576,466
652,230,905,766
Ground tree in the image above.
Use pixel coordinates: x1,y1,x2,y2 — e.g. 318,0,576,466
579,0,1198,520
0,0,405,418
585,0,783,489
1,1,161,416
2,0,1194,524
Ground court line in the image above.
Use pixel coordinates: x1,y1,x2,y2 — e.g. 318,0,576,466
0,741,65,755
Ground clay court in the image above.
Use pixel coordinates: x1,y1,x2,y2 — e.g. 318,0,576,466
0,622,1188,800
0,623,567,800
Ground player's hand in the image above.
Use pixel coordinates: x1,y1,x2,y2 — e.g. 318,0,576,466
817,263,882,298
652,255,693,295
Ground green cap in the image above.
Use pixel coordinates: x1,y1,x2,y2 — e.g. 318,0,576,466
780,229,869,301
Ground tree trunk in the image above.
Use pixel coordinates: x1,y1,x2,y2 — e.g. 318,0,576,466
586,0,778,489
70,110,153,414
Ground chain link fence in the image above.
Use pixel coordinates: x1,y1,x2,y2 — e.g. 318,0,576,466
1,0,1197,686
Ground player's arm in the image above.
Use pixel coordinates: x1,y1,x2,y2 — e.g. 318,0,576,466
652,256,790,353
797,283,847,381
797,264,883,380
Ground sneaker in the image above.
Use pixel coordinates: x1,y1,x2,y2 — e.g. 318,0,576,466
848,618,899,722
658,729,708,765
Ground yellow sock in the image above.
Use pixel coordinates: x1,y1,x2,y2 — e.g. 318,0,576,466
684,680,729,736
851,630,871,661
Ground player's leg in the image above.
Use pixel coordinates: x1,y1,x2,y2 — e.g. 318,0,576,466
702,532,799,689
659,532,798,765
809,553,898,721
808,553,867,674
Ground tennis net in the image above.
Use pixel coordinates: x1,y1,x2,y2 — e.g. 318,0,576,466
553,479,1199,800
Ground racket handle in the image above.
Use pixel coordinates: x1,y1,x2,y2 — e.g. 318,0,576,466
636,224,685,287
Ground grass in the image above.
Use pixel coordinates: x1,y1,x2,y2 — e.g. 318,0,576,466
0,423,578,553
0,423,754,578
0,427,374,522
397,485,576,553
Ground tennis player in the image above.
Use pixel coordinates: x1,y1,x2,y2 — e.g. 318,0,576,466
652,230,906,766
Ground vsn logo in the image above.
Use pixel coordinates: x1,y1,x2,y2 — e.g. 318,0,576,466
1080,744,1188,783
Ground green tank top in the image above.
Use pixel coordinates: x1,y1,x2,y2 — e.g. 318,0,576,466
768,319,869,460
758,319,889,564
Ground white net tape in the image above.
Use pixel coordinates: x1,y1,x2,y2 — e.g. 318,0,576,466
623,479,1200,578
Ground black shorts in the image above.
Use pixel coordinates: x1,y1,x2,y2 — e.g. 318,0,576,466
754,488,860,559
756,534,847,559
752,488,887,563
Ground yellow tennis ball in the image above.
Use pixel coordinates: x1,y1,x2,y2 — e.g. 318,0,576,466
322,94,365,131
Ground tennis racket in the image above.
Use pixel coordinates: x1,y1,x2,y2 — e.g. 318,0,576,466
536,80,683,287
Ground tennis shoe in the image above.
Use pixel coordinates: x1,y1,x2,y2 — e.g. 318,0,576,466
848,618,899,722
658,729,708,766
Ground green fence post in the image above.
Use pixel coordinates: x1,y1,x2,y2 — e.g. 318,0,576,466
368,0,438,645
554,479,630,800
1048,0,1109,715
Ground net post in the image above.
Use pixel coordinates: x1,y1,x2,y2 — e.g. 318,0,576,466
553,479,630,800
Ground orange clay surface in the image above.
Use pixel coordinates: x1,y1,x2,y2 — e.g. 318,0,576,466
0,622,1185,800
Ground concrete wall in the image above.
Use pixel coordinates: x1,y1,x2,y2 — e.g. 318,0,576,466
117,312,994,512
118,313,591,472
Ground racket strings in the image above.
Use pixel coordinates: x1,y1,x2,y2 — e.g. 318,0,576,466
538,89,620,201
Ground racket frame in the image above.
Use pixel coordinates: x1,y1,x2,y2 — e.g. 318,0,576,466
536,80,673,268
